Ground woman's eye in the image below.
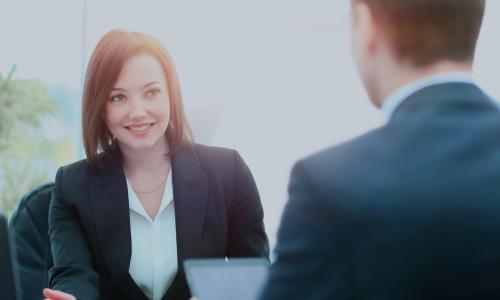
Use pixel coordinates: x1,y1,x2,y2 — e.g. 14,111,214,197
110,94,125,102
145,88,160,97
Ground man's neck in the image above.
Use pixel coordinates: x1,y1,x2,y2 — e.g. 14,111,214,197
377,60,473,108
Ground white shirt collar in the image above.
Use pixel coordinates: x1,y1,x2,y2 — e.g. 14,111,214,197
127,170,174,221
381,72,474,120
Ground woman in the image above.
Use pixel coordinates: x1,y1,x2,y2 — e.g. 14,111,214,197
43,29,269,300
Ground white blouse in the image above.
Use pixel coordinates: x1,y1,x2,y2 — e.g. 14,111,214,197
126,172,178,300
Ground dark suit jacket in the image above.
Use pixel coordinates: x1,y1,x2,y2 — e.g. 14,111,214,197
261,83,500,300
48,143,269,300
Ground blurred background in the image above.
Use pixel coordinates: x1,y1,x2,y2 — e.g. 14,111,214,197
1,0,499,248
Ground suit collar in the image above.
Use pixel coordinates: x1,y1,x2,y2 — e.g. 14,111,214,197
89,148,148,299
171,143,205,183
171,144,208,262
381,73,474,121
388,82,488,124
88,143,207,300
164,144,208,299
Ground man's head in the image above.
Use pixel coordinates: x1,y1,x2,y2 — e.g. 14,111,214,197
350,0,486,107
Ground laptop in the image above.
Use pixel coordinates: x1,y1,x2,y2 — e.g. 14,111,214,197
0,213,21,300
184,258,270,300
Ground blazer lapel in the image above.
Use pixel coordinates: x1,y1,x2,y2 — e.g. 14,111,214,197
89,151,148,300
162,144,208,299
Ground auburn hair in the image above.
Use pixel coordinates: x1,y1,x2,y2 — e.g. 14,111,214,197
82,29,193,167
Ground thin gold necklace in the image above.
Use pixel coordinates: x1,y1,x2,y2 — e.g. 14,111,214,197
132,174,168,194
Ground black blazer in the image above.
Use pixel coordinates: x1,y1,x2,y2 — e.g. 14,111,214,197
261,83,500,300
48,143,269,300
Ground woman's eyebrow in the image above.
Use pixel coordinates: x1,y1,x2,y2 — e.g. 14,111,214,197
111,81,161,92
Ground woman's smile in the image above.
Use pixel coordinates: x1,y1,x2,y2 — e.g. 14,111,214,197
125,122,156,136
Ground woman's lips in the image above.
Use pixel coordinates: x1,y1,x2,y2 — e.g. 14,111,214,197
125,122,155,136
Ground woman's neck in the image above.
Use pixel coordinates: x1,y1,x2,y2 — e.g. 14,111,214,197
120,137,171,178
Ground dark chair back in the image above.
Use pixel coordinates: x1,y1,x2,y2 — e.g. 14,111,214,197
9,183,54,300
0,212,22,300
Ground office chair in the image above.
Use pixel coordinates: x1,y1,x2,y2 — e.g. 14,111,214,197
9,183,54,300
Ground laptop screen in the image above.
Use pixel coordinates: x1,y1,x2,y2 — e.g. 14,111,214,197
184,258,270,300
0,213,21,300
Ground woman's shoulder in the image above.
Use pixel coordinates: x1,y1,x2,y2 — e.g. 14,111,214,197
58,158,91,177
188,143,251,178
192,143,239,161
191,143,251,170
57,150,118,177
55,158,92,190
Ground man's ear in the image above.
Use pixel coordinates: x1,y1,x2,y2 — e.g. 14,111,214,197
352,1,379,55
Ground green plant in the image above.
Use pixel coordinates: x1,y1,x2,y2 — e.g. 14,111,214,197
0,64,58,214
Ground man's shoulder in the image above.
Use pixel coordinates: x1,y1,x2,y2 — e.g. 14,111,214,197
289,125,398,197
299,127,387,174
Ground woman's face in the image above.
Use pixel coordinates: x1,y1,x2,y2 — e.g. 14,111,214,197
105,53,170,152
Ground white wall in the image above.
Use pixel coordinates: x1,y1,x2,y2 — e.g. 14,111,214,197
2,0,500,247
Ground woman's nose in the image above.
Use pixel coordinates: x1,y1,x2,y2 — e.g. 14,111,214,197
129,98,147,120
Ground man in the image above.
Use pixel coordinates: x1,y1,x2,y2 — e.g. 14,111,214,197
261,0,500,299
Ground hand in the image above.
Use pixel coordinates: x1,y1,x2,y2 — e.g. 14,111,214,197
43,288,77,300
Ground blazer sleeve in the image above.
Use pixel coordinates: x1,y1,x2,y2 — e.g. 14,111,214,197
226,151,270,259
48,167,100,300
259,159,352,300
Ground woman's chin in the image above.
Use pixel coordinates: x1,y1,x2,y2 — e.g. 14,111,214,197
117,136,167,153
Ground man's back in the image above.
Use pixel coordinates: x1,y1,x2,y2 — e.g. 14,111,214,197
261,83,500,299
